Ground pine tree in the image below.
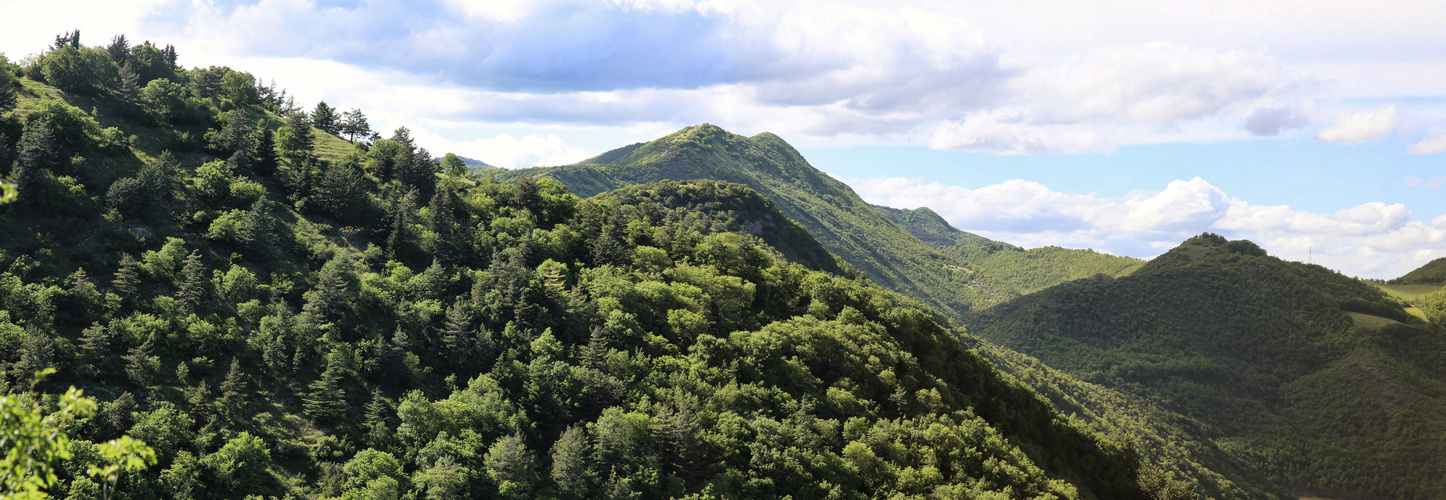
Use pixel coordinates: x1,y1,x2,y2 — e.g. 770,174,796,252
440,300,473,373
304,357,346,423
250,127,279,176
340,108,371,143
79,322,110,368
123,339,159,387
177,250,206,315
426,188,456,262
161,44,178,68
312,101,338,135
239,200,277,259
363,388,392,448
113,254,140,299
18,326,55,375
106,34,129,66
210,110,254,156
386,188,418,260
550,425,595,498
10,120,58,207
117,61,141,114
217,358,247,421
279,112,314,167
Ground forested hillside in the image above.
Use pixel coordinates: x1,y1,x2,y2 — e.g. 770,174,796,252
1389,256,1446,285
973,233,1446,500
943,243,1144,295
0,34,1174,499
868,204,1142,295
498,125,1021,320
868,205,994,248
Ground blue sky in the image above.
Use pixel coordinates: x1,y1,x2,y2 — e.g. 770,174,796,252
3,0,1445,278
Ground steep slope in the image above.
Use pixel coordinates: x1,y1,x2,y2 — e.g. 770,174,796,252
972,233,1446,500
0,48,1168,498
945,242,1146,295
499,124,1020,319
869,204,995,248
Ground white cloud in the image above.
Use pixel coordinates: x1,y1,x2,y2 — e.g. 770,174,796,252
854,175,1446,278
1245,106,1310,136
1408,131,1446,154
1315,105,1398,143
928,110,1106,154
409,130,591,169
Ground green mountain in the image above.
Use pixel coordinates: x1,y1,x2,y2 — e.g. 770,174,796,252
866,203,1143,295
498,124,1020,319
1389,256,1446,285
868,204,995,248
0,40,1176,499
972,233,1446,499
944,243,1145,295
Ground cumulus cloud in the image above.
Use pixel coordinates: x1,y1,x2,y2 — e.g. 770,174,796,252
854,175,1446,278
1244,106,1309,136
1408,131,1446,154
1316,105,1398,143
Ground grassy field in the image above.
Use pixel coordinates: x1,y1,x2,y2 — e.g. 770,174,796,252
1374,283,1442,302
1347,312,1401,329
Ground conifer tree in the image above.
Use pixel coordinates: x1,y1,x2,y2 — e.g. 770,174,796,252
113,253,140,299
250,127,280,176
426,188,456,262
161,44,178,69
386,188,418,260
550,425,595,498
217,358,248,421
123,339,159,387
10,120,58,207
239,200,277,259
116,61,141,114
279,112,314,167
312,101,338,134
18,326,55,375
304,357,346,423
210,110,254,156
440,300,473,373
177,250,206,315
79,322,110,368
341,108,371,143
106,34,130,66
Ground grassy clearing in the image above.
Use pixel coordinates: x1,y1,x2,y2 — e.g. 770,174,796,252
1348,312,1401,329
1374,283,1442,302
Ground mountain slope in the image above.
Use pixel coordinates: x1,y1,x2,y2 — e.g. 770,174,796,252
0,46,1169,498
869,204,995,248
499,124,1020,319
972,233,1446,500
944,243,1146,295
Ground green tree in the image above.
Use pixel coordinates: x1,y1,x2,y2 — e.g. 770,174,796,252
177,250,206,315
41,46,117,95
277,112,314,167
313,101,338,134
0,376,96,497
139,78,194,123
220,71,259,107
105,34,130,66
250,127,279,176
9,120,58,207
207,110,254,156
0,56,17,113
122,339,159,387
550,425,595,498
239,199,278,259
340,108,370,143
304,356,347,423
441,153,466,177
484,434,538,498
201,432,271,494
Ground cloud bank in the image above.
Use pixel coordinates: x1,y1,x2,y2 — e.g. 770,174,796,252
853,176,1446,278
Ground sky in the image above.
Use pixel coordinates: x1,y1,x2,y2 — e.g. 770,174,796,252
3,0,1445,278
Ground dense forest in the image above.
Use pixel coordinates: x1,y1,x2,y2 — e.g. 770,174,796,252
941,244,1143,296
0,33,1188,499
973,234,1446,500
